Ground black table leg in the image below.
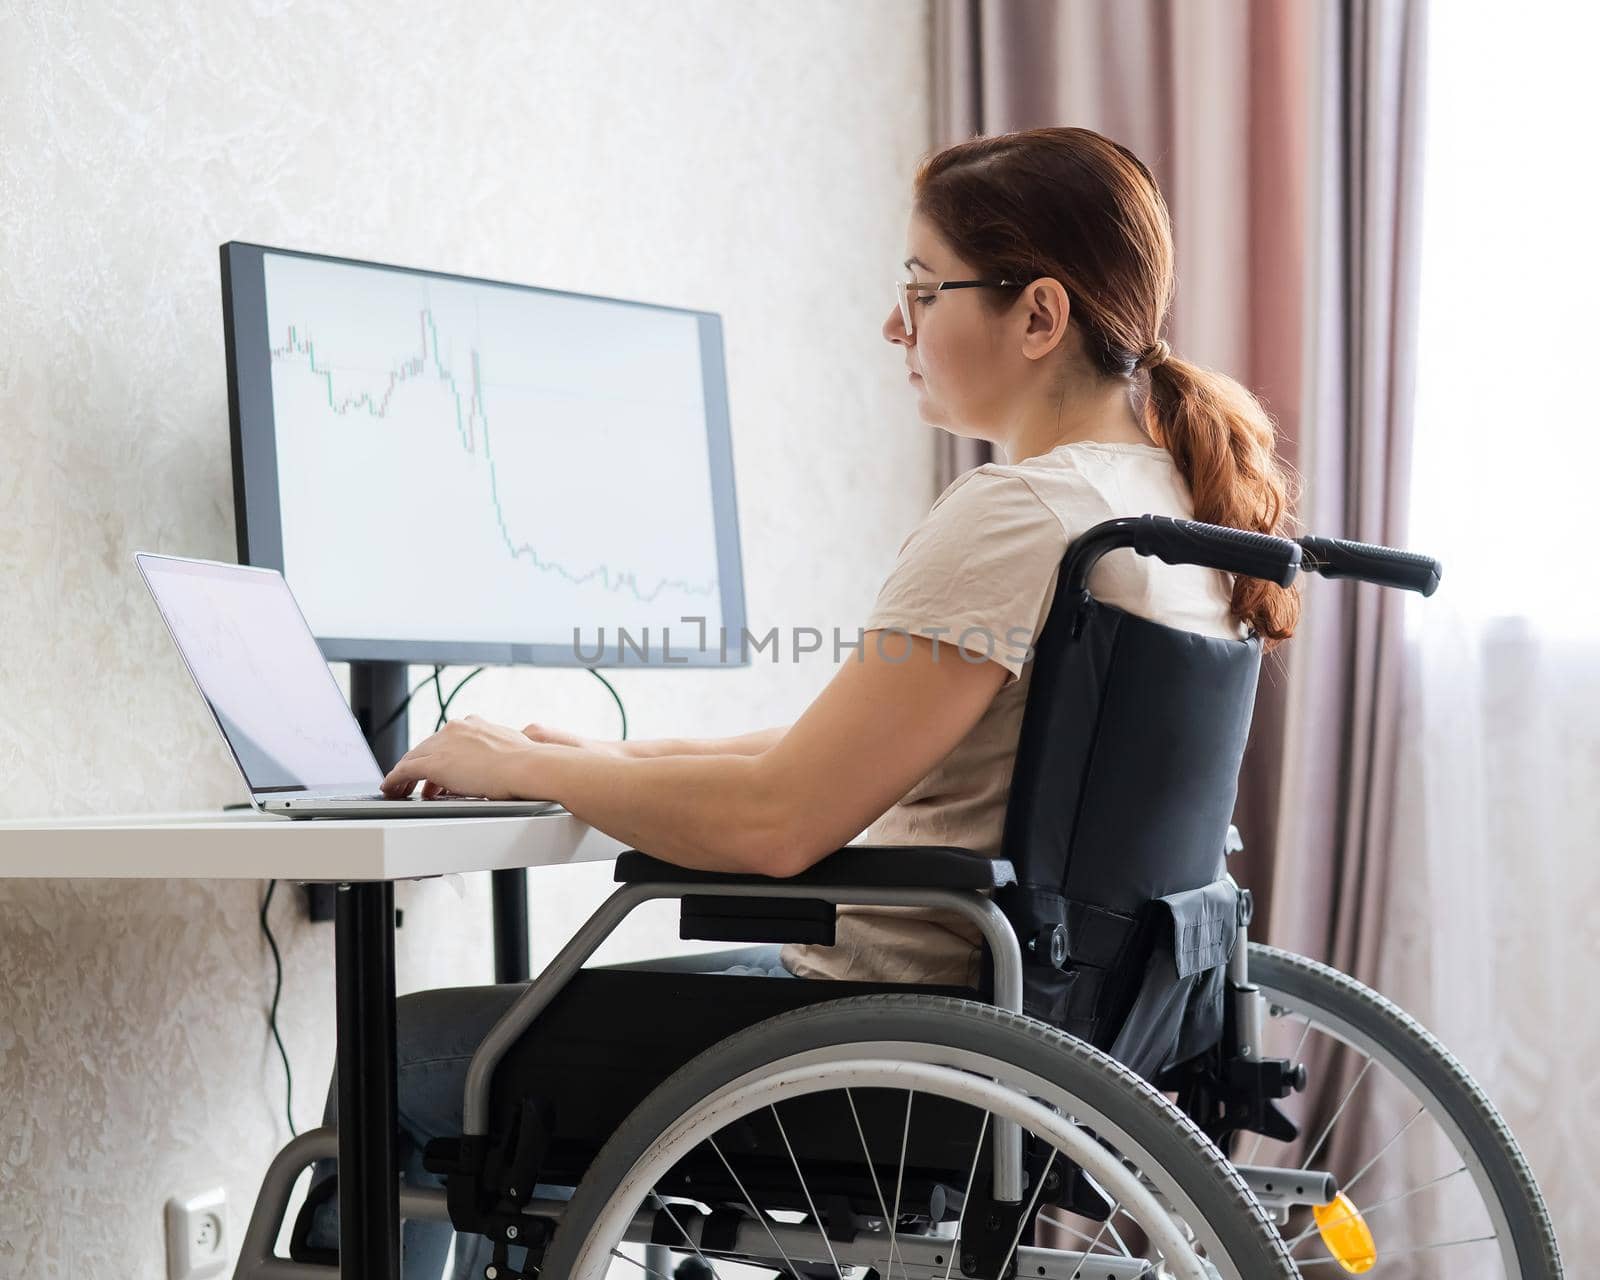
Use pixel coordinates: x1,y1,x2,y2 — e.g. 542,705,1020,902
335,881,400,1279
491,867,531,983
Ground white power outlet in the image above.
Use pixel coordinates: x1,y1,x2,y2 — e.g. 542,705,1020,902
165,1187,229,1280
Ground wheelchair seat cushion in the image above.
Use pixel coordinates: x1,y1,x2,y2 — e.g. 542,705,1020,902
487,968,978,1191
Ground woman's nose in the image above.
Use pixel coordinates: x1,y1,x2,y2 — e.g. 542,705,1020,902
883,304,910,345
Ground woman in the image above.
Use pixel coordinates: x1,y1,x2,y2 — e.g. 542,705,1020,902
299,124,1301,1276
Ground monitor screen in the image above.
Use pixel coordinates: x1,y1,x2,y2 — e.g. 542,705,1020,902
220,242,746,668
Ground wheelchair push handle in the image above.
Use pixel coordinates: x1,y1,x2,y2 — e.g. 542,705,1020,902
1064,514,1302,592
1298,535,1442,596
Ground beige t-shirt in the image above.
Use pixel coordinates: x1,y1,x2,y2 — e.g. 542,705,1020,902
781,440,1247,988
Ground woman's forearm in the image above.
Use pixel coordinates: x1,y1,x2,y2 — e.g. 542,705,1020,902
523,744,794,874
615,725,789,759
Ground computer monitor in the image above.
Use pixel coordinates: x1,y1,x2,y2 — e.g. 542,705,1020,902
219,242,747,669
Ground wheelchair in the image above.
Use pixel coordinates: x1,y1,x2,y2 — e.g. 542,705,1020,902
236,515,1562,1279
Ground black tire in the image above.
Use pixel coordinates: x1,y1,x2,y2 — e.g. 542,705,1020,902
543,993,1300,1279
1249,944,1562,1280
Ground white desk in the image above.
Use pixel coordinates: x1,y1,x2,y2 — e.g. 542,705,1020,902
0,806,631,1280
0,805,628,880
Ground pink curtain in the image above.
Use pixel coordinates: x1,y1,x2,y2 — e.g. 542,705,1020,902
928,0,1447,1264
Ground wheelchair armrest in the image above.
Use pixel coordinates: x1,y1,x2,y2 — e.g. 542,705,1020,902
614,843,1016,891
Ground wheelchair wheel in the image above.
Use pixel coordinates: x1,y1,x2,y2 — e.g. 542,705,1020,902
1240,944,1562,1279
541,992,1298,1279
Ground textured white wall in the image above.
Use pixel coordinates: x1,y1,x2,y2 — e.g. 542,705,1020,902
0,2,933,1273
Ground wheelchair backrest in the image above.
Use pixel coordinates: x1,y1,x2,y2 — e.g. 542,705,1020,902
993,550,1261,1080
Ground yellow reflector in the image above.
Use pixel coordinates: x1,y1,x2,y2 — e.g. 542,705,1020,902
1312,1192,1378,1274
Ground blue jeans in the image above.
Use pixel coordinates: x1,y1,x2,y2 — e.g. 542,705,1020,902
305,944,797,1278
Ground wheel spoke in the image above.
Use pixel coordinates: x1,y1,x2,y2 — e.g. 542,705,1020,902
1040,1206,1123,1251
1102,1207,1137,1258
647,1189,727,1280
1078,1172,1136,1257
1285,1165,1471,1252
941,1108,991,1280
886,1090,914,1280
1078,1195,1126,1260
996,1146,1058,1278
1298,1057,1374,1171
845,1087,910,1279
703,1130,801,1273
1339,1105,1426,1199
767,1104,848,1279
1294,1233,1497,1265
608,1246,674,1279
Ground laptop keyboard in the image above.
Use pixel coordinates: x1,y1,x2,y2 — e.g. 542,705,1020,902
322,793,511,802
285,792,427,802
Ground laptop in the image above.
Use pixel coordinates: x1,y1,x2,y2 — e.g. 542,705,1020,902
134,552,565,819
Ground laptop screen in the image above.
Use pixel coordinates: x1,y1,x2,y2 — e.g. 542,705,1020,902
136,554,384,795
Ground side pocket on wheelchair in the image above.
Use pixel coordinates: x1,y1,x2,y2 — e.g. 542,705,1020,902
1106,877,1239,1081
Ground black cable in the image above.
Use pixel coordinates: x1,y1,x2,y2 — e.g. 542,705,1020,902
259,879,297,1137
435,666,486,731
428,665,447,731
586,666,628,740
247,663,624,1139
432,665,626,739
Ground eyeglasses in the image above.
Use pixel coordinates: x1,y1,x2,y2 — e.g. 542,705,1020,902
896,276,1023,336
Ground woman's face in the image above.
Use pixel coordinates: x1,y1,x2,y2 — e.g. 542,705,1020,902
883,211,1074,446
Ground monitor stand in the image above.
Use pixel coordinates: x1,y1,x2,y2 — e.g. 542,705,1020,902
301,659,533,983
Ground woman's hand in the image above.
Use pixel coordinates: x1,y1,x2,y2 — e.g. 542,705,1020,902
380,715,547,801
521,721,630,759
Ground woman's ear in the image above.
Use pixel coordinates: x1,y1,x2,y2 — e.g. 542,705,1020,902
1020,278,1072,361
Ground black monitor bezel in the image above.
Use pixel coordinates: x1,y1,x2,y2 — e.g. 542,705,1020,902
220,240,748,669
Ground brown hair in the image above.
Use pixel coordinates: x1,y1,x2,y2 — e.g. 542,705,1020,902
913,126,1302,650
